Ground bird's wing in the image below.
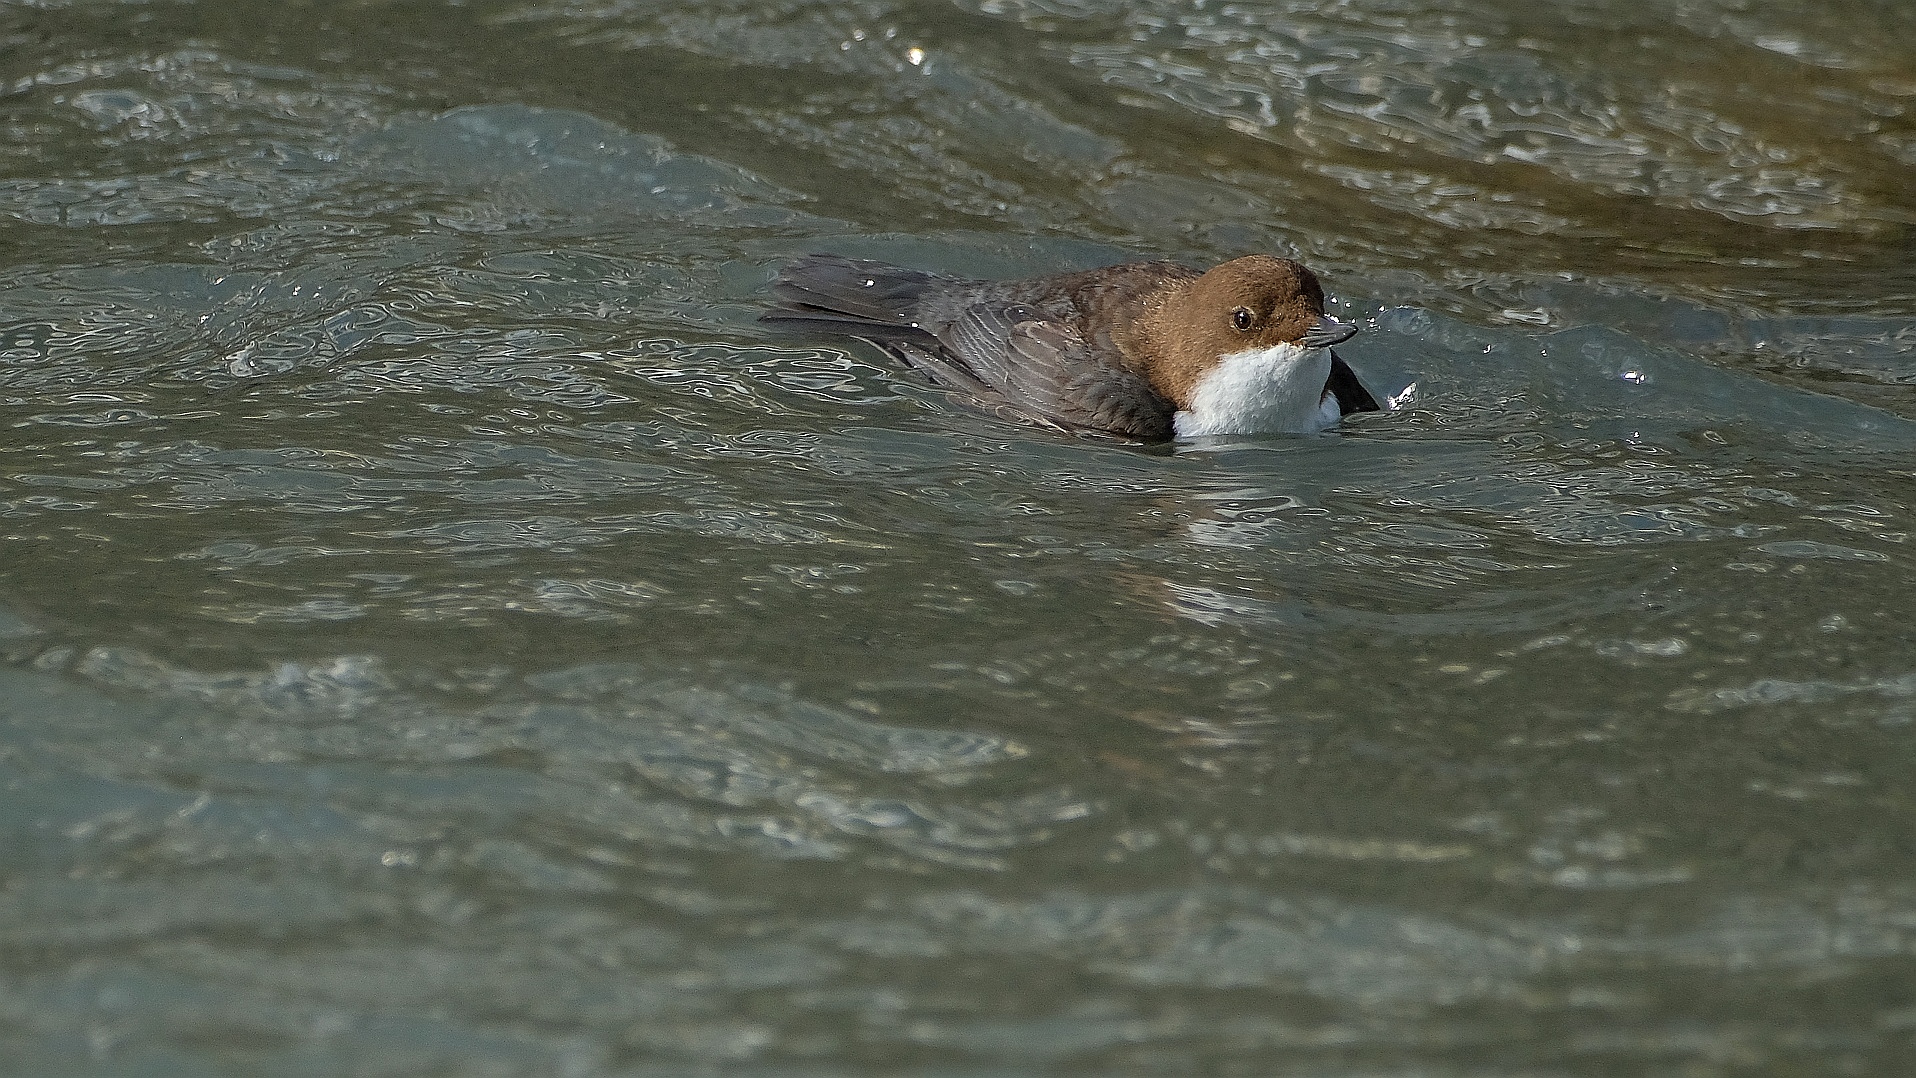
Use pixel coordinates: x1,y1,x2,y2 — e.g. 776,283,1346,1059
904,302,1173,441
1326,351,1380,414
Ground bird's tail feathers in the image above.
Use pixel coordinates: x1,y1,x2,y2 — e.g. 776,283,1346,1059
761,253,949,334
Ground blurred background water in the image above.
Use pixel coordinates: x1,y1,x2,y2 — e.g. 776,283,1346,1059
2,0,1915,1074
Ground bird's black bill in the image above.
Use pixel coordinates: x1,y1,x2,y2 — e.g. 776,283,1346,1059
1303,316,1360,349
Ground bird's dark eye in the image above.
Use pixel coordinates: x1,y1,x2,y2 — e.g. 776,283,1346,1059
1231,307,1254,331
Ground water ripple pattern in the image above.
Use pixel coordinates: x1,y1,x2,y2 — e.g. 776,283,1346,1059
1,1,1915,1075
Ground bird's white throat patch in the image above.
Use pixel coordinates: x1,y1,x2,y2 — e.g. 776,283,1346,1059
1172,342,1336,437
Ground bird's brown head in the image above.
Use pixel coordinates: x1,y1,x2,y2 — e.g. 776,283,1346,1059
1143,255,1334,406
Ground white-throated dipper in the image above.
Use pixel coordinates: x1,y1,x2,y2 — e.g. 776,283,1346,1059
761,253,1378,441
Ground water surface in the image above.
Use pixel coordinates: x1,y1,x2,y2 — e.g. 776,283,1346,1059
3,1,1915,1074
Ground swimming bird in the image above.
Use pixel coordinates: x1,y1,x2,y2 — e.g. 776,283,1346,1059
761,252,1378,440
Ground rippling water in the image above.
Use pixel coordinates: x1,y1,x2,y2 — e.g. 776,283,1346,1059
4,1,1915,1074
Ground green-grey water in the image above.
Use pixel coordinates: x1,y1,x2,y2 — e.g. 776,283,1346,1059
3,1,1915,1074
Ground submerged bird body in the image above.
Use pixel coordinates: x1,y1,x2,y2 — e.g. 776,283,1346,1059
761,253,1378,441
